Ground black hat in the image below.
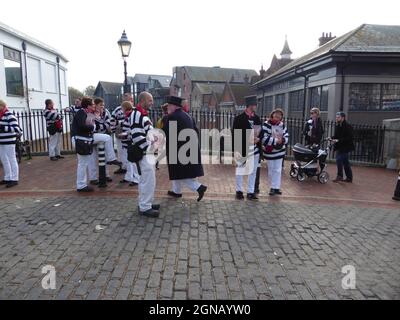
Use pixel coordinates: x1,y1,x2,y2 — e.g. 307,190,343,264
336,111,346,118
245,95,257,107
167,96,183,107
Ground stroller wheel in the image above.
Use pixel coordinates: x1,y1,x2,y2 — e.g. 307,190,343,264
297,170,306,182
290,166,298,178
318,171,330,184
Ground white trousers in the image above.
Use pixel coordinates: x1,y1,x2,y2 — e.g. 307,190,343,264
0,144,19,181
88,149,110,180
115,137,126,170
48,132,62,158
121,148,139,183
93,133,116,162
76,154,91,190
267,158,283,189
138,155,156,211
172,179,202,194
236,153,259,194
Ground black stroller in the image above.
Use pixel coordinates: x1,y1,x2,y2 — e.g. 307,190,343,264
289,139,333,184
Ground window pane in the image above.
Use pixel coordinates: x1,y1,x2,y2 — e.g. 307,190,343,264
289,90,304,111
382,84,400,111
349,83,380,111
60,69,67,95
320,85,328,111
4,47,23,96
275,94,285,108
27,56,42,91
264,96,273,114
309,86,321,108
44,62,57,93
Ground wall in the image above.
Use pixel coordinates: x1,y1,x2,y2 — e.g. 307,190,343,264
0,28,68,112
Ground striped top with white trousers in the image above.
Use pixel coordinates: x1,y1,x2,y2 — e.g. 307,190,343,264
0,109,22,184
261,120,289,190
43,108,63,159
128,109,156,211
111,106,126,170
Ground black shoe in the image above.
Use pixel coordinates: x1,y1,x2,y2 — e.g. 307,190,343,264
274,189,282,195
247,193,259,200
106,177,113,182
114,168,127,174
392,196,400,201
90,180,99,185
107,159,122,166
255,189,260,195
344,178,353,183
197,185,207,202
152,204,161,211
168,191,183,198
269,188,275,196
129,182,138,187
56,155,65,159
120,179,130,184
50,157,58,161
236,191,244,200
6,181,18,188
139,208,160,218
77,186,94,192
0,180,10,185
333,176,343,183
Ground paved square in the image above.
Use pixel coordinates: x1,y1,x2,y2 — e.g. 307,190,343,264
0,196,398,300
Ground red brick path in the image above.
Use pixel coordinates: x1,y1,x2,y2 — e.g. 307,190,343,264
0,155,399,209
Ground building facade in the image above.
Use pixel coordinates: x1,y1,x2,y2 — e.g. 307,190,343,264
128,73,171,107
254,24,400,125
170,66,258,110
94,81,123,111
0,21,68,112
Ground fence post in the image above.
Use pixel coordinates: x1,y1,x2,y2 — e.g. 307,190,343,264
98,142,107,188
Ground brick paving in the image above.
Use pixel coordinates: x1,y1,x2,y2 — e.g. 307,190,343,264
0,156,399,300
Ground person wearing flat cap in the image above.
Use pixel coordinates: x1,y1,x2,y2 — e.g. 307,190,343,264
163,96,207,202
232,95,262,200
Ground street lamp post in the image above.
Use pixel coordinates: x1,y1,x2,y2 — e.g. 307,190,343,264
117,30,132,95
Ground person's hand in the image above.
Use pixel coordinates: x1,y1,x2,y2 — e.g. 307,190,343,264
275,137,282,145
254,137,260,144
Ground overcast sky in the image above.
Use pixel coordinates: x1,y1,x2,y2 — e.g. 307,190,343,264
1,0,399,91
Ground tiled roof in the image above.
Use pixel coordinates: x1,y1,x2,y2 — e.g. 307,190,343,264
255,24,400,86
183,66,258,82
96,81,122,95
194,83,226,95
128,74,172,87
227,83,256,106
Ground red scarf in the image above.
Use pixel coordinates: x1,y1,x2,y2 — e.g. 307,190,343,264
245,108,254,118
0,106,9,119
136,104,148,116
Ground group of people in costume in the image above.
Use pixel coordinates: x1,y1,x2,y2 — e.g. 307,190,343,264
0,95,399,206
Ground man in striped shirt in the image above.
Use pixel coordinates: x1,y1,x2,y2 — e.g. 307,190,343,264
232,95,262,200
111,93,133,175
0,99,22,188
128,92,159,217
88,98,113,185
43,99,64,161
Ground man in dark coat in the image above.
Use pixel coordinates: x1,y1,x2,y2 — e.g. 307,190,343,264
232,95,262,200
163,96,207,201
331,112,355,183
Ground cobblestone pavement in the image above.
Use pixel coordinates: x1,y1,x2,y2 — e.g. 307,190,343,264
0,196,399,300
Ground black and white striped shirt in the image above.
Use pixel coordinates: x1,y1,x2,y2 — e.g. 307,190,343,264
261,120,289,160
128,109,153,152
121,113,132,149
111,106,125,133
0,111,23,145
94,110,112,134
43,108,62,127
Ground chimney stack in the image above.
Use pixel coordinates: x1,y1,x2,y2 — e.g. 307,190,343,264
319,32,336,47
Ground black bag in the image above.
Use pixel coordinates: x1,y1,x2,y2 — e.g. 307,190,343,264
75,138,93,155
127,143,144,163
47,123,57,135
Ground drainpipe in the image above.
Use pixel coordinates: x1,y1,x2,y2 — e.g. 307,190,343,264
56,56,62,108
295,67,318,121
21,41,30,112
22,41,33,143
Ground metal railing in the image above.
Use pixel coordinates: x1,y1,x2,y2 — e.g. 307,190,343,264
13,109,386,166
